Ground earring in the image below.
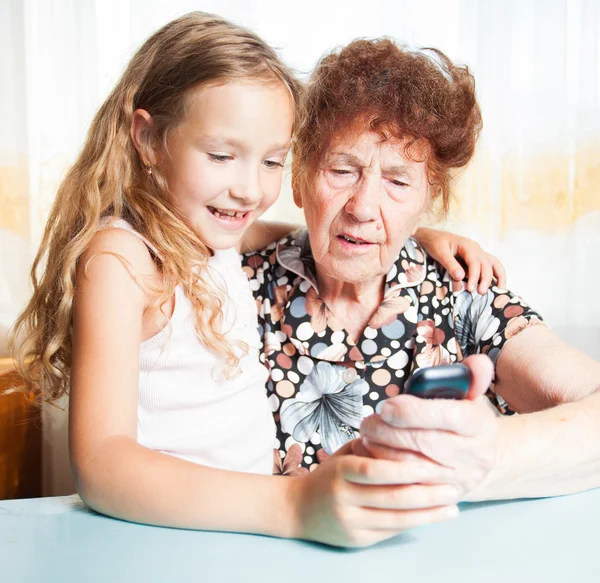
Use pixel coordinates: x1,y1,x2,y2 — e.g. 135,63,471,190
145,165,153,176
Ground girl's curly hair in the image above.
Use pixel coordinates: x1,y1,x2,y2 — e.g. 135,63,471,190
10,12,303,405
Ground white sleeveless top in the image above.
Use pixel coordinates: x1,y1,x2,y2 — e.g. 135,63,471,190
102,219,275,475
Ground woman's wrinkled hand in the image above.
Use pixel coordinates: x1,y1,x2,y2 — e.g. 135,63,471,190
359,355,500,502
414,227,506,294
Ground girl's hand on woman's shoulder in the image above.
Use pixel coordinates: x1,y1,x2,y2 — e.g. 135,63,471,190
413,227,506,294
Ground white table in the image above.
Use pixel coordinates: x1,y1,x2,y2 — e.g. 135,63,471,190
1,490,598,582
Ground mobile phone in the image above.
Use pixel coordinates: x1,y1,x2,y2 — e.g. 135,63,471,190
403,364,471,400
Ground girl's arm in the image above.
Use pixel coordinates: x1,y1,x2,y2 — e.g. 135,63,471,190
239,223,507,295
413,227,506,294
237,220,299,253
70,229,456,548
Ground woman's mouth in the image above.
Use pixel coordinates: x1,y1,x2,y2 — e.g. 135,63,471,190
337,234,371,245
336,233,376,253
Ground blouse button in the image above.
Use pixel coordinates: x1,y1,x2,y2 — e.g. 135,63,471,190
343,367,358,383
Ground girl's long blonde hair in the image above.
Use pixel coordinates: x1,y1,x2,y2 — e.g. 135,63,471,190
10,11,303,405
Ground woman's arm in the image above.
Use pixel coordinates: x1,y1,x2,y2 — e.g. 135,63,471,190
471,390,600,500
494,324,600,412
70,230,455,547
359,349,600,502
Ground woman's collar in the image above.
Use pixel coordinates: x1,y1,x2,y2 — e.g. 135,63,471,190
275,229,427,293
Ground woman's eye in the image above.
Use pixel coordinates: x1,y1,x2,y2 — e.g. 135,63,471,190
208,153,233,163
263,159,284,169
390,179,408,187
332,169,351,175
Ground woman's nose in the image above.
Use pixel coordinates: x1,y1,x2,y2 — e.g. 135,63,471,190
344,177,380,223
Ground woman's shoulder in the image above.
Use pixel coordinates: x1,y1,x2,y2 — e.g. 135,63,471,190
241,229,304,274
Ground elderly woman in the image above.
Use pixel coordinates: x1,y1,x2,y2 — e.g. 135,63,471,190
243,39,600,496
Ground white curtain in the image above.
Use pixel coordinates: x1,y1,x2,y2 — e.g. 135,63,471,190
2,0,599,494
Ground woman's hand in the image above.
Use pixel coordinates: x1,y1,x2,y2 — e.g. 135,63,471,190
358,355,499,502
413,227,506,294
289,452,460,548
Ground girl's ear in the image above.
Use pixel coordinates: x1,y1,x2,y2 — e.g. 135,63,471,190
130,109,158,167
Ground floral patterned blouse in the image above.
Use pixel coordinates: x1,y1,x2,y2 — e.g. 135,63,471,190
242,230,544,476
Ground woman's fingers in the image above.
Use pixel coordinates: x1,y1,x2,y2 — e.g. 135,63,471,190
373,355,494,432
374,395,484,435
462,354,494,401
360,420,461,463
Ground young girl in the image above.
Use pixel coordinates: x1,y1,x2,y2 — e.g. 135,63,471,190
11,12,504,547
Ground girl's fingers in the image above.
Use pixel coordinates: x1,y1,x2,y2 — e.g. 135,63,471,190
477,261,494,295
349,482,460,511
442,253,466,281
357,504,459,531
351,439,375,458
362,442,425,463
346,503,458,546
465,254,481,293
341,455,453,486
490,255,507,289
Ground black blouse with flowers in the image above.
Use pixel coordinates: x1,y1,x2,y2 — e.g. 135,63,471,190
242,230,544,476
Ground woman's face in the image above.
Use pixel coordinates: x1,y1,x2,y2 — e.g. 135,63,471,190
296,129,431,285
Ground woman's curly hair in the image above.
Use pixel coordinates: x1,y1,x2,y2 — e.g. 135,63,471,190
292,38,482,215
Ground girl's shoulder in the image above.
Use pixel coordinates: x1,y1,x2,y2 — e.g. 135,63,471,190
78,225,162,306
85,226,158,272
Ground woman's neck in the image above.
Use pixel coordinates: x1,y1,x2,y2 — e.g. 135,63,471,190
316,271,386,343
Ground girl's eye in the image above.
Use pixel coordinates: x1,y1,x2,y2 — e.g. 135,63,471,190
208,153,233,163
263,159,284,169
332,169,351,175
390,179,408,187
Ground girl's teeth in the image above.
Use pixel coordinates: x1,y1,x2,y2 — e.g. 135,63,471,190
211,208,246,219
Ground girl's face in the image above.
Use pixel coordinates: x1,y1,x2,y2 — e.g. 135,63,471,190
162,80,294,250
